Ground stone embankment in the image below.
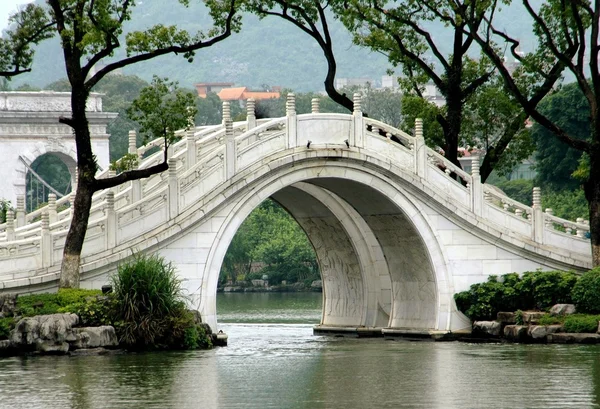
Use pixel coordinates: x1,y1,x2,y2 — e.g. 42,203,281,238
219,279,322,293
472,304,600,344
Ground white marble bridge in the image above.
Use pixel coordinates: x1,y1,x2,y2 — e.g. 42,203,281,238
0,94,593,334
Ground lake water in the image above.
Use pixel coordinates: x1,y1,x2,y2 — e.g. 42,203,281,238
1,292,600,408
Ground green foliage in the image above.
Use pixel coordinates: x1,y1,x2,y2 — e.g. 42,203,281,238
563,315,600,333
0,317,15,340
110,153,140,174
221,199,318,285
127,76,197,150
538,314,564,326
111,254,210,349
542,188,589,222
0,199,12,223
493,179,534,206
514,310,524,325
454,270,578,321
572,268,600,314
15,289,101,317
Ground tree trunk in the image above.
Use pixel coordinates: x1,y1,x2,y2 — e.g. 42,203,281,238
585,147,600,267
443,90,463,169
59,90,97,288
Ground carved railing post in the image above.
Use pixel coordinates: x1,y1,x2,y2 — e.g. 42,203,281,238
186,128,196,170
470,156,482,216
6,210,15,241
351,93,363,148
106,191,116,249
41,211,52,268
247,98,256,130
311,98,320,113
16,196,25,227
168,158,179,219
128,130,137,156
414,118,426,179
48,193,58,224
286,93,297,149
223,101,235,179
532,187,544,243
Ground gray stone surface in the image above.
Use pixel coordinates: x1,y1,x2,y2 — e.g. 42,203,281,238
504,325,529,342
522,312,546,324
547,333,600,344
472,321,502,337
528,325,563,340
549,304,576,315
10,313,79,348
497,312,516,324
0,293,17,318
72,326,118,349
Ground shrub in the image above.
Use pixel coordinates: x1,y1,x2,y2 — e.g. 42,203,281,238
563,314,600,333
0,317,14,340
517,270,577,310
572,268,600,313
16,289,103,317
538,314,564,326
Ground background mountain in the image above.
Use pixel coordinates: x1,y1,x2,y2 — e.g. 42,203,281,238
7,0,535,92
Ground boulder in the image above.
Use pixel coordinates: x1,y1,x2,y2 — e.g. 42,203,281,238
71,326,118,349
528,325,563,340
547,333,600,344
472,321,501,337
311,280,323,290
549,304,576,315
0,293,17,318
497,312,516,324
522,311,546,324
504,325,529,342
10,313,79,353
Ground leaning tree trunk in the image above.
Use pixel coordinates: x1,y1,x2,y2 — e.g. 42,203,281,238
585,147,600,267
59,90,98,288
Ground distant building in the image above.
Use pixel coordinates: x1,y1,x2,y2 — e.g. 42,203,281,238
334,77,375,89
217,86,280,103
194,82,235,98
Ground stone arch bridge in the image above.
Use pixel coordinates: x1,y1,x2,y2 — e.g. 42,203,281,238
0,94,593,335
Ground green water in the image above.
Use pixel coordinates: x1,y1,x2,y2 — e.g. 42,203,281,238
1,292,600,408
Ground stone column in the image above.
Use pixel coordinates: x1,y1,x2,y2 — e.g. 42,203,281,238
41,211,52,268
106,191,116,249
15,195,25,227
470,156,482,216
186,128,196,170
414,118,426,179
286,93,297,149
48,193,58,224
6,210,15,241
246,98,256,130
532,187,544,243
311,98,320,113
168,158,179,219
128,130,137,156
223,101,235,179
351,93,364,148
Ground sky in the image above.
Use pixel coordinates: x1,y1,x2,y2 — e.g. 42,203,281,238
0,0,31,31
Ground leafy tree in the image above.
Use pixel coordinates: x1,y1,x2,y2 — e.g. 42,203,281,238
337,0,529,181
460,0,600,266
4,0,239,288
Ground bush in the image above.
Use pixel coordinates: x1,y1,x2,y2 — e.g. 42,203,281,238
517,270,577,310
16,289,102,317
538,314,564,326
572,267,600,313
111,254,211,349
0,317,14,340
563,314,600,333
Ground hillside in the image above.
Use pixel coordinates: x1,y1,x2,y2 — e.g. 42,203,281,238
8,0,534,92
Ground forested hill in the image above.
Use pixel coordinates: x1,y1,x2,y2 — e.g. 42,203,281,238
9,0,534,92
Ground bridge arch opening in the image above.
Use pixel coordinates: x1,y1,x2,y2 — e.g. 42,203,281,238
199,165,452,332
24,152,75,212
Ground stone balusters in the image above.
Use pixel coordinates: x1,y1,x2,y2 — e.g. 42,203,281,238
247,98,256,130
168,158,179,219
16,196,25,227
48,193,58,224
545,208,554,228
186,128,196,170
286,93,297,148
414,118,426,179
576,218,587,238
106,191,116,249
41,211,52,268
223,101,235,179
128,130,137,156
311,98,320,113
532,187,544,243
125,130,143,202
6,210,15,241
471,156,482,216
351,93,363,148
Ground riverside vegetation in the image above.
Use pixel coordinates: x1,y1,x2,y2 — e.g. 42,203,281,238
0,255,212,355
455,268,600,338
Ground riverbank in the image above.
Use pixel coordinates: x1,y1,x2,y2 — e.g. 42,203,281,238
218,279,322,293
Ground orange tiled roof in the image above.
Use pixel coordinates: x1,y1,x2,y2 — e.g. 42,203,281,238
217,87,247,100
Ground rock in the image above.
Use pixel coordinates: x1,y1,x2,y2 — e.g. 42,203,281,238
528,325,563,340
10,313,79,354
549,304,576,315
311,280,322,289
522,311,546,324
504,325,529,342
71,326,118,349
547,333,600,344
0,339,12,356
497,312,516,324
0,293,17,318
472,321,501,337
189,309,203,325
